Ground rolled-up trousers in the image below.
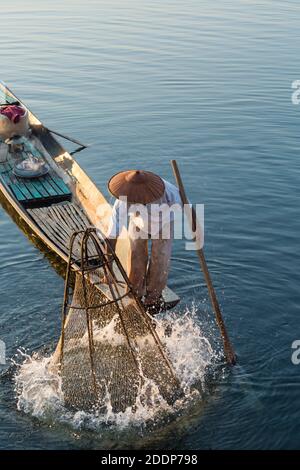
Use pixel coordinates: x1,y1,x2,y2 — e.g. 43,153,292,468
127,222,173,303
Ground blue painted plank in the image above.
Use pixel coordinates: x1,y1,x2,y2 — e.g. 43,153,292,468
29,179,49,198
21,180,42,199
49,175,71,195
1,162,12,175
10,183,27,201
2,162,33,200
13,178,34,200
3,162,33,200
20,150,69,198
0,142,71,202
37,178,58,197
0,161,34,200
44,175,65,195
0,169,27,201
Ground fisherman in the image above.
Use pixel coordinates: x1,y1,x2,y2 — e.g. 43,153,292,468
104,169,202,312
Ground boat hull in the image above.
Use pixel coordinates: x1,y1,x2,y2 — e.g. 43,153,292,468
0,82,180,309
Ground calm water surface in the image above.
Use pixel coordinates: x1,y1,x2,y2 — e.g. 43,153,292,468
0,0,300,449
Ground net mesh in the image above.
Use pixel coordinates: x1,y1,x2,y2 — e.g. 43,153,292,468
59,229,181,413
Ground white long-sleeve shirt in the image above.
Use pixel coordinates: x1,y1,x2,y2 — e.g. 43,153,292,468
106,179,183,239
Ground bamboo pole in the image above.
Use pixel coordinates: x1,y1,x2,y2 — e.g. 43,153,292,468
171,159,236,366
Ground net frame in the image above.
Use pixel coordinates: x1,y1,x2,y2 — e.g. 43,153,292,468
59,228,181,410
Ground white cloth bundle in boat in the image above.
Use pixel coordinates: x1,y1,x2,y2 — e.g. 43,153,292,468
0,106,29,140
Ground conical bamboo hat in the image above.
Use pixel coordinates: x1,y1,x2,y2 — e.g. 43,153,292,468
108,170,165,204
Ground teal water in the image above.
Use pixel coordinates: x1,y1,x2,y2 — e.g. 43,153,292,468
1,0,300,449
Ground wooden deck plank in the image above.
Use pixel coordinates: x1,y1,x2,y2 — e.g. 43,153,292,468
22,146,69,197
46,206,78,240
37,207,82,256
27,208,69,255
18,151,50,198
2,178,26,201
63,203,86,231
13,177,34,200
5,161,34,199
33,208,70,247
48,205,79,234
1,169,27,201
18,178,43,199
29,179,50,198
48,175,71,195
36,178,58,197
52,205,97,257
55,203,81,229
56,204,98,257
0,138,72,206
69,204,91,228
2,160,35,200
44,175,65,195
28,203,97,259
43,211,81,257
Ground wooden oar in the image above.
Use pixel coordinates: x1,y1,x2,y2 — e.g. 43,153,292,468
42,127,88,156
0,101,20,107
45,127,87,149
171,159,236,366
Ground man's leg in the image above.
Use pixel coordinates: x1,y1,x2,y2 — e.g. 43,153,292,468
127,232,148,298
145,227,173,304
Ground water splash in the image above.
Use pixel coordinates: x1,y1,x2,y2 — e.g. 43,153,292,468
14,304,219,431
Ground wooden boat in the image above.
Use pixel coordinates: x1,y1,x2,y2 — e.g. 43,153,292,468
0,81,180,310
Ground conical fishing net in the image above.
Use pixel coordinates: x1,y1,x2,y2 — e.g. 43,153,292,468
58,228,181,413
